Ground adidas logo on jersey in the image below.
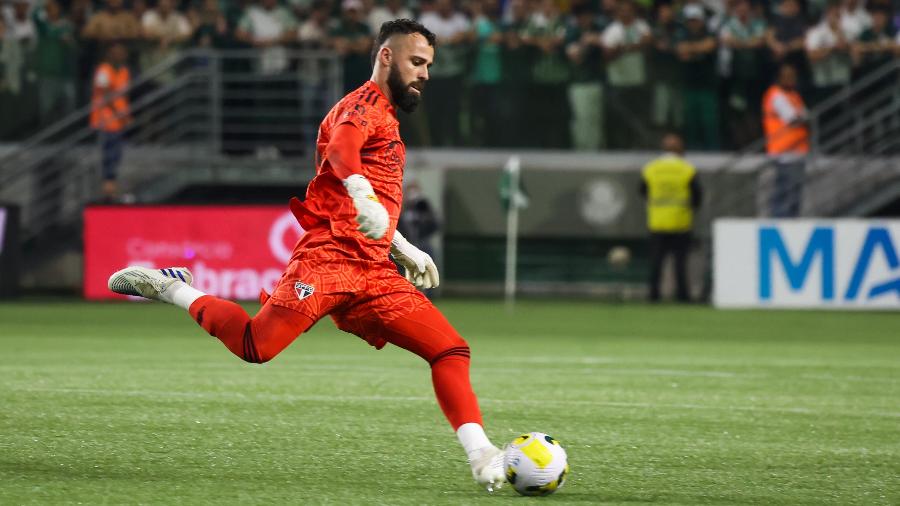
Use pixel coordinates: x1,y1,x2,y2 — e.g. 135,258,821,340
294,281,315,300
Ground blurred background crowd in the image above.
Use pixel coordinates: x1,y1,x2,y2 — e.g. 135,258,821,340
2,0,900,150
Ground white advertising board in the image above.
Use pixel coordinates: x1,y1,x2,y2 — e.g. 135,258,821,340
714,219,900,309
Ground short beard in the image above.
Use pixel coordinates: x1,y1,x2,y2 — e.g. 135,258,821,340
387,63,422,113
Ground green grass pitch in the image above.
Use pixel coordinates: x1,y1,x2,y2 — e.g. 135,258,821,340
1,300,898,505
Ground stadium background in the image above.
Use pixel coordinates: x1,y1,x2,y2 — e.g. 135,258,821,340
1,0,899,503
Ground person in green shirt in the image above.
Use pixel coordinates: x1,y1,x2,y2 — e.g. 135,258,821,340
850,7,895,138
33,0,77,124
650,2,683,135
720,0,767,147
524,0,570,148
565,2,605,150
601,0,652,149
676,4,719,150
329,0,373,92
851,7,894,81
469,0,503,147
498,0,534,147
419,0,473,147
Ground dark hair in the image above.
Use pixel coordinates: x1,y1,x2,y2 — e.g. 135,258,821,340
371,19,437,66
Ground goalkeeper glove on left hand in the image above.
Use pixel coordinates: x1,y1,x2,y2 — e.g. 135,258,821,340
391,231,440,289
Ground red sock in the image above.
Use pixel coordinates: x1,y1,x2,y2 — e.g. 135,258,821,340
380,306,484,429
432,354,483,429
189,295,313,363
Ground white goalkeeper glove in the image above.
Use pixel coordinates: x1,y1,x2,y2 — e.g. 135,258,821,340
391,231,440,289
343,174,389,240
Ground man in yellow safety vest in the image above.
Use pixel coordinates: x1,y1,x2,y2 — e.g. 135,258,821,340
640,133,702,302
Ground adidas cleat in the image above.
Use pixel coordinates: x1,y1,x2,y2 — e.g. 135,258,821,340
108,266,193,301
469,445,507,493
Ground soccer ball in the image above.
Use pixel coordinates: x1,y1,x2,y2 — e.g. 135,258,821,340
504,432,569,496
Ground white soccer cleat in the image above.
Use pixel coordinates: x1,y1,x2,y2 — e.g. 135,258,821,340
108,266,193,302
469,445,507,493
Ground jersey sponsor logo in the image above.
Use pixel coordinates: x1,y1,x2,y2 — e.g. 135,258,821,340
294,281,315,300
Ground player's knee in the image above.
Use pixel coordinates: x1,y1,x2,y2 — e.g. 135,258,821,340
429,340,471,366
240,326,279,364
245,336,286,364
246,351,274,364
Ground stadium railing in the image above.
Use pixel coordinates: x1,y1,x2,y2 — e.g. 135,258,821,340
0,48,342,243
704,58,900,221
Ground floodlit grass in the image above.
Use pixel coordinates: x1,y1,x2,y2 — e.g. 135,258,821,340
1,300,898,504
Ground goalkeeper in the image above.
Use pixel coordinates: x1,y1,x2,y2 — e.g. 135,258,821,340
108,19,506,491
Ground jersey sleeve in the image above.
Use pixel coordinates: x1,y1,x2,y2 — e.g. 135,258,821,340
334,99,380,140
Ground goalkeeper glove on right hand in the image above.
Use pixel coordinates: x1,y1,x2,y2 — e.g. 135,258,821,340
343,174,389,240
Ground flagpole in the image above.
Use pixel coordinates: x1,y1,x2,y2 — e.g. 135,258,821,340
504,156,521,311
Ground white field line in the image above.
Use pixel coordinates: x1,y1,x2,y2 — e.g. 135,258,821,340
2,362,897,385
12,386,900,419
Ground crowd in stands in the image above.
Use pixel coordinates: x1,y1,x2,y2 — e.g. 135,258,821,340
2,0,900,150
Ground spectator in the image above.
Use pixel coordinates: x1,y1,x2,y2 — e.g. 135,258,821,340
1,0,37,137
296,0,333,92
762,63,808,217
132,0,149,23
298,0,334,48
498,0,533,147
840,0,871,40
368,0,413,35
720,0,767,147
33,0,77,124
639,132,701,302
189,0,230,49
2,0,36,97
601,0,652,149
676,4,720,150
596,0,617,29
469,0,503,147
419,0,471,147
524,0,569,148
650,2,683,136
236,0,298,75
851,7,894,78
90,42,132,202
0,18,6,124
766,0,807,86
565,2,605,150
141,0,193,80
68,0,94,33
397,180,440,296
287,0,315,20
805,2,853,108
81,0,141,43
398,180,440,255
851,8,895,139
329,0,372,92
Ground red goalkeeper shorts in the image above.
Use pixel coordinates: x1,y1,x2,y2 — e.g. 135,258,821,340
266,251,431,350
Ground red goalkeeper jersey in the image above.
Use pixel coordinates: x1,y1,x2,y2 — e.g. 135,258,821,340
289,80,405,262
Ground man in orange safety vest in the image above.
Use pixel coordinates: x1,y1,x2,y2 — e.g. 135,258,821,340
762,63,808,217
90,42,132,202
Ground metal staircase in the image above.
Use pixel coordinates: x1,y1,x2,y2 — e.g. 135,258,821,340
706,59,900,221
0,48,342,243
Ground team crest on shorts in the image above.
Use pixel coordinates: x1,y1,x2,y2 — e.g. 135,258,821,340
294,281,315,300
